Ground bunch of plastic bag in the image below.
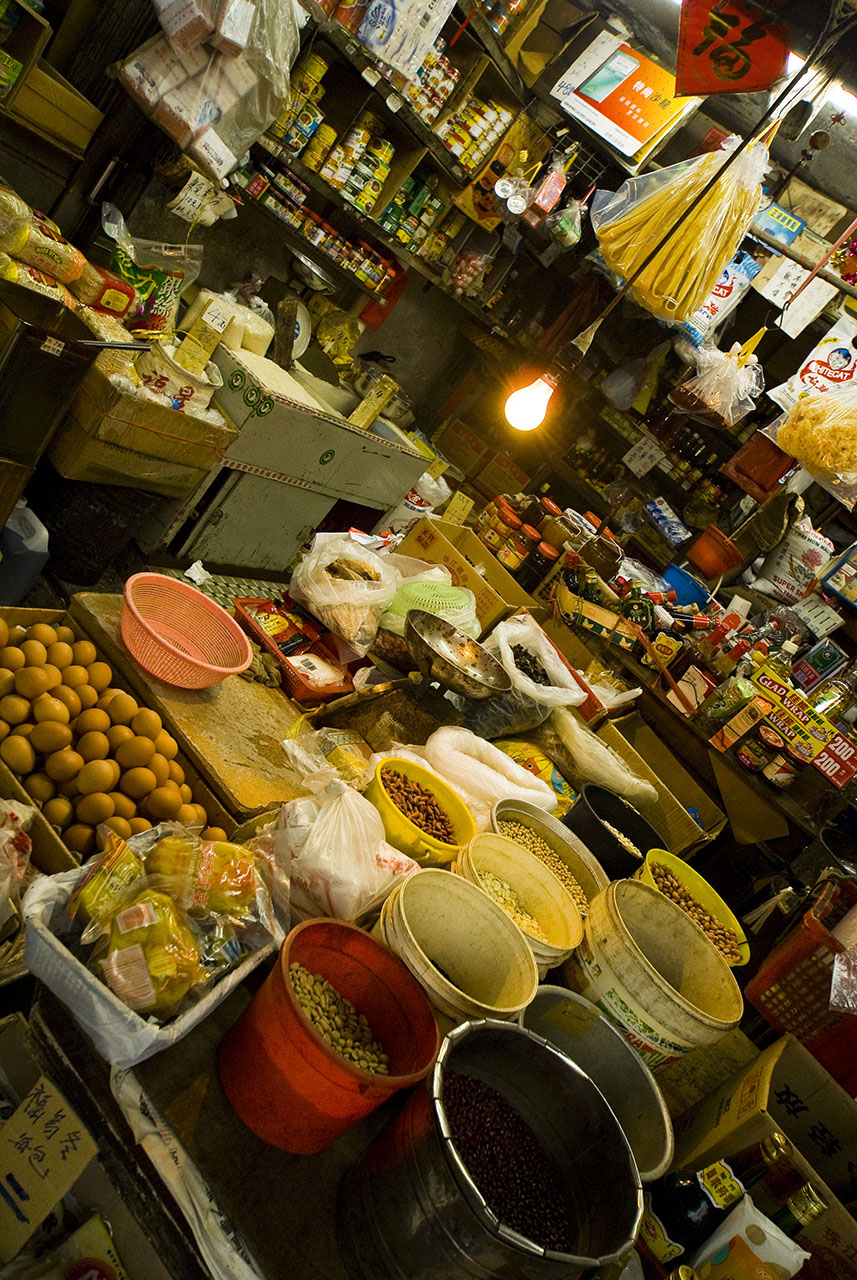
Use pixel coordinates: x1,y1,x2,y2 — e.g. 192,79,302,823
290,533,402,653
116,0,301,181
591,139,767,321
777,383,857,487
462,613,586,738
669,343,764,429
283,780,417,920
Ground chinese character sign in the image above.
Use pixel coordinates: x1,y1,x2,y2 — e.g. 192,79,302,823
0,1076,97,1263
677,0,789,96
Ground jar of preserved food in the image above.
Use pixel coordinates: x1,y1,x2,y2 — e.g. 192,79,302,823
517,540,560,592
497,535,529,572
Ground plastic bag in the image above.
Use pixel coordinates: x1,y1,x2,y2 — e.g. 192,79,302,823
421,726,557,830
102,203,202,333
376,470,452,538
546,200,581,248
285,780,417,920
0,216,86,284
289,532,402,653
776,383,857,486
0,800,33,930
463,613,586,739
540,709,658,808
767,314,857,412
669,343,764,429
681,248,762,348
117,0,300,181
591,139,767,321
753,518,834,603
690,1195,810,1278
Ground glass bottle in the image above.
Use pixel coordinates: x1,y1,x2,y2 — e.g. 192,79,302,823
807,664,857,721
764,639,801,687
769,1183,828,1236
638,1133,794,1266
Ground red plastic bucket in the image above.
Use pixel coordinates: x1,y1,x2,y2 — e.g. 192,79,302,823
685,525,744,578
217,919,440,1152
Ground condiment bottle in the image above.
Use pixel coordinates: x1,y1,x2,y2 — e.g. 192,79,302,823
517,540,559,592
638,1133,794,1267
623,585,654,631
763,639,801,687
808,663,857,720
769,1183,828,1236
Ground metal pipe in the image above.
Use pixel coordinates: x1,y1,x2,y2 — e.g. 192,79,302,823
751,228,857,302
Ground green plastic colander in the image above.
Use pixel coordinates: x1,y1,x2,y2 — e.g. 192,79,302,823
382,582,480,637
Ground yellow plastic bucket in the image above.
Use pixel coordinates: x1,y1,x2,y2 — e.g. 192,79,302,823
366,757,476,865
635,849,749,966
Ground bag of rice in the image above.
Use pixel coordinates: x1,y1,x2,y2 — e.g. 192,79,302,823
754,518,835,602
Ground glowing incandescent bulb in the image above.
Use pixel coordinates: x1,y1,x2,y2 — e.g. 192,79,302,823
504,374,557,431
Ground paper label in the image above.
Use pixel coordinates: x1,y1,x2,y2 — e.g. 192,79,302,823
623,434,667,477
639,1193,684,1263
751,665,837,759
0,1077,98,1262
698,1159,744,1207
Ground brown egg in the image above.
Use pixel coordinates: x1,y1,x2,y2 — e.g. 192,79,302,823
192,804,208,825
100,816,132,844
0,647,25,672
64,824,96,856
120,767,157,800
77,759,118,796
7,625,26,645
43,796,74,829
26,623,58,648
20,640,47,667
105,760,121,789
177,803,200,827
76,791,115,825
106,724,134,752
62,665,89,689
86,662,112,693
23,772,56,804
52,686,82,718
0,720,9,742
167,760,185,786
30,721,73,754
131,708,162,740
46,641,73,669
75,708,110,736
148,753,169,786
33,696,71,725
115,736,155,770
71,640,97,666
109,791,137,820
0,618,7,649
0,694,30,726
14,667,50,700
201,826,228,841
0,670,14,698
41,664,62,691
155,730,178,761
11,723,34,736
54,625,75,645
146,785,183,821
179,783,193,804
77,730,110,762
129,818,152,834
76,685,99,711
108,692,138,726
0,735,35,775
58,777,80,798
45,749,84,783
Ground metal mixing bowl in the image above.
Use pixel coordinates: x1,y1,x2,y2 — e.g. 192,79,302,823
404,609,511,700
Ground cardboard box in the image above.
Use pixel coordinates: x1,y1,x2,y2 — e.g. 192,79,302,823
396,517,540,635
9,59,103,153
434,418,490,478
597,712,726,854
673,1036,857,1280
48,420,214,498
0,0,51,107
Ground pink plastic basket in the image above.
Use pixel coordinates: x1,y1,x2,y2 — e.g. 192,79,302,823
121,573,253,689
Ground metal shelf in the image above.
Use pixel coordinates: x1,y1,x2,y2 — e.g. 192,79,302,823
452,2,526,100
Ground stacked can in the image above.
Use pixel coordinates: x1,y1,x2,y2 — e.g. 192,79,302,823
402,40,461,123
342,133,395,215
418,210,466,265
272,51,329,156
303,123,338,171
437,95,513,174
320,110,379,190
377,173,446,253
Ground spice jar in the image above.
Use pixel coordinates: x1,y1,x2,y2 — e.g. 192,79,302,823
517,540,560,592
480,504,520,552
497,534,530,573
581,533,622,581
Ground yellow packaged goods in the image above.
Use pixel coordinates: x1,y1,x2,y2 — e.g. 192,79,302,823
592,141,767,321
12,218,86,284
777,387,857,486
146,833,257,915
69,261,136,317
69,831,145,926
16,1213,132,1280
0,180,29,244
0,256,77,308
492,739,577,816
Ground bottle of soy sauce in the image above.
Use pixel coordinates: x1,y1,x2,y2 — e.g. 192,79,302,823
637,1133,794,1270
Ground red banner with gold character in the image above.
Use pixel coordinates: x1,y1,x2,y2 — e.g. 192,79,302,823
676,0,789,96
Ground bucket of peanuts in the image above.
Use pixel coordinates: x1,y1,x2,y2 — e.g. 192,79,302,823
635,849,749,965
366,757,477,865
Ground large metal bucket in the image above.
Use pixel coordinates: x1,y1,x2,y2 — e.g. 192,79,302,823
337,1018,643,1280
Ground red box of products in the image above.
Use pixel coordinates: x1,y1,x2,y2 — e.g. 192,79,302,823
233,597,353,703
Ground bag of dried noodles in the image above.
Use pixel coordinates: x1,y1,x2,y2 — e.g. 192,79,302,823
777,384,857,493
591,138,767,321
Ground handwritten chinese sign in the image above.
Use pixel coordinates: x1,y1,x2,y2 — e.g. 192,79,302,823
677,0,789,96
0,1076,97,1262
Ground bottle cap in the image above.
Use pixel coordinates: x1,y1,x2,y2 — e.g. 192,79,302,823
787,1183,828,1226
783,640,800,656
761,1131,793,1164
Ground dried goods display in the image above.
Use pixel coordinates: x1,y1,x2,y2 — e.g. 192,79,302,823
380,767,455,843
650,860,742,963
497,819,588,915
289,961,390,1073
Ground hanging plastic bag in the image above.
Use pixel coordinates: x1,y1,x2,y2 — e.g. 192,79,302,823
421,726,557,830
591,138,767,321
546,200,581,248
285,780,417,920
289,532,403,653
767,314,857,412
775,383,857,488
102,202,202,333
463,613,586,738
669,343,764,429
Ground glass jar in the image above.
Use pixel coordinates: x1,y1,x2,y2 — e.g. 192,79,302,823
480,504,520,552
497,535,529,573
517,540,560,593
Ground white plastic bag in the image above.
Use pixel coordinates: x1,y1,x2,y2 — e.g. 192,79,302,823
286,780,417,920
421,726,557,830
690,1194,810,1278
464,613,586,738
669,343,763,429
549,709,658,807
753,519,834,602
289,532,402,653
375,470,452,538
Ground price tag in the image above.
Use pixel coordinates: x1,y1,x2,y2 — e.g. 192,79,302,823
442,491,474,525
0,1076,97,1262
812,733,857,788
362,66,381,85
39,337,64,357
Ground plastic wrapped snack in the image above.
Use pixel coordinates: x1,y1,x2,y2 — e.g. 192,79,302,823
289,533,401,653
103,203,202,332
0,178,30,248
777,384,857,486
0,255,78,308
669,343,763,429
70,261,136,317
592,140,767,321
145,832,258,917
4,217,87,283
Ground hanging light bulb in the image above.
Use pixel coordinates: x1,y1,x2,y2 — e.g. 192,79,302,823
504,374,557,431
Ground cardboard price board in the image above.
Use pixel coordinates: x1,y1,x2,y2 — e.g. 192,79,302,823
676,0,788,96
752,664,837,760
812,733,857,789
0,1075,97,1262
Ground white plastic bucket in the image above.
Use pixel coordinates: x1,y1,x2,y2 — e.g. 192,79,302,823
563,879,743,1073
